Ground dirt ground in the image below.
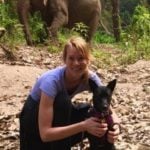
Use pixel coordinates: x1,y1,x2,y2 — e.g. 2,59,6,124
0,46,150,150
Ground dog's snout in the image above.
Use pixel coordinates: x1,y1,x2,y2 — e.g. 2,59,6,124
103,104,108,110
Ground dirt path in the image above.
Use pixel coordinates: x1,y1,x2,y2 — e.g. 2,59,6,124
0,46,150,150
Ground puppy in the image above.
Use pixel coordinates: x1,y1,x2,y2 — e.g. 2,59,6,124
88,79,117,150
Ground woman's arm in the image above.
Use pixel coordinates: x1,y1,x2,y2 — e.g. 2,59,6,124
110,106,121,124
38,92,105,142
107,106,121,143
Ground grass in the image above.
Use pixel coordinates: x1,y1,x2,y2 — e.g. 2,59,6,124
91,40,150,69
93,31,115,44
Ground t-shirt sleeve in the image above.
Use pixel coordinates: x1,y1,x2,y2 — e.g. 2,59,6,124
90,72,103,86
40,76,57,99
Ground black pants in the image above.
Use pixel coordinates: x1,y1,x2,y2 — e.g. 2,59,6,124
19,91,90,150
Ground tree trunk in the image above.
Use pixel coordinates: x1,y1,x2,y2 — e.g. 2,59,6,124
111,0,120,42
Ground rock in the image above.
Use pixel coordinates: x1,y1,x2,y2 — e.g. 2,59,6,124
0,27,5,38
143,84,150,94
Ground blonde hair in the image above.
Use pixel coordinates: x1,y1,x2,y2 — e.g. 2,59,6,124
63,36,91,83
63,36,91,62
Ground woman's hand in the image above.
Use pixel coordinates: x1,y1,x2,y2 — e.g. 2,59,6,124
83,117,108,137
107,124,120,143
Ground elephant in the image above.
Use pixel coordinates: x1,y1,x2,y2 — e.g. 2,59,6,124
17,0,101,45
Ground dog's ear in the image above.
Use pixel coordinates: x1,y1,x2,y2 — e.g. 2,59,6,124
107,79,117,93
89,79,98,92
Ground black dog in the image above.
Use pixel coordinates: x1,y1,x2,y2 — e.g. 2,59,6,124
88,79,117,150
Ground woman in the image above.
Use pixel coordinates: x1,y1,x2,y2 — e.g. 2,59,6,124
20,36,120,150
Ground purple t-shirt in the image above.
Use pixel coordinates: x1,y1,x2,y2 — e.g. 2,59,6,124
30,66,102,102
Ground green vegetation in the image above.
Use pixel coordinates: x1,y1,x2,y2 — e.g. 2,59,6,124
0,2,149,68
72,22,89,40
93,31,115,44
119,5,150,64
29,12,47,44
0,3,24,46
47,28,80,53
120,0,141,26
92,48,115,69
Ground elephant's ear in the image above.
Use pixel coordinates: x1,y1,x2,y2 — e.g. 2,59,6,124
107,79,117,93
89,79,98,93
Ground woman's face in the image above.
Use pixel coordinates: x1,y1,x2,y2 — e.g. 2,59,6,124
64,46,89,79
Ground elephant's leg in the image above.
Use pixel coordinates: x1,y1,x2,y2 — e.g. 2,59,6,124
86,13,99,42
17,0,33,46
48,11,68,38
